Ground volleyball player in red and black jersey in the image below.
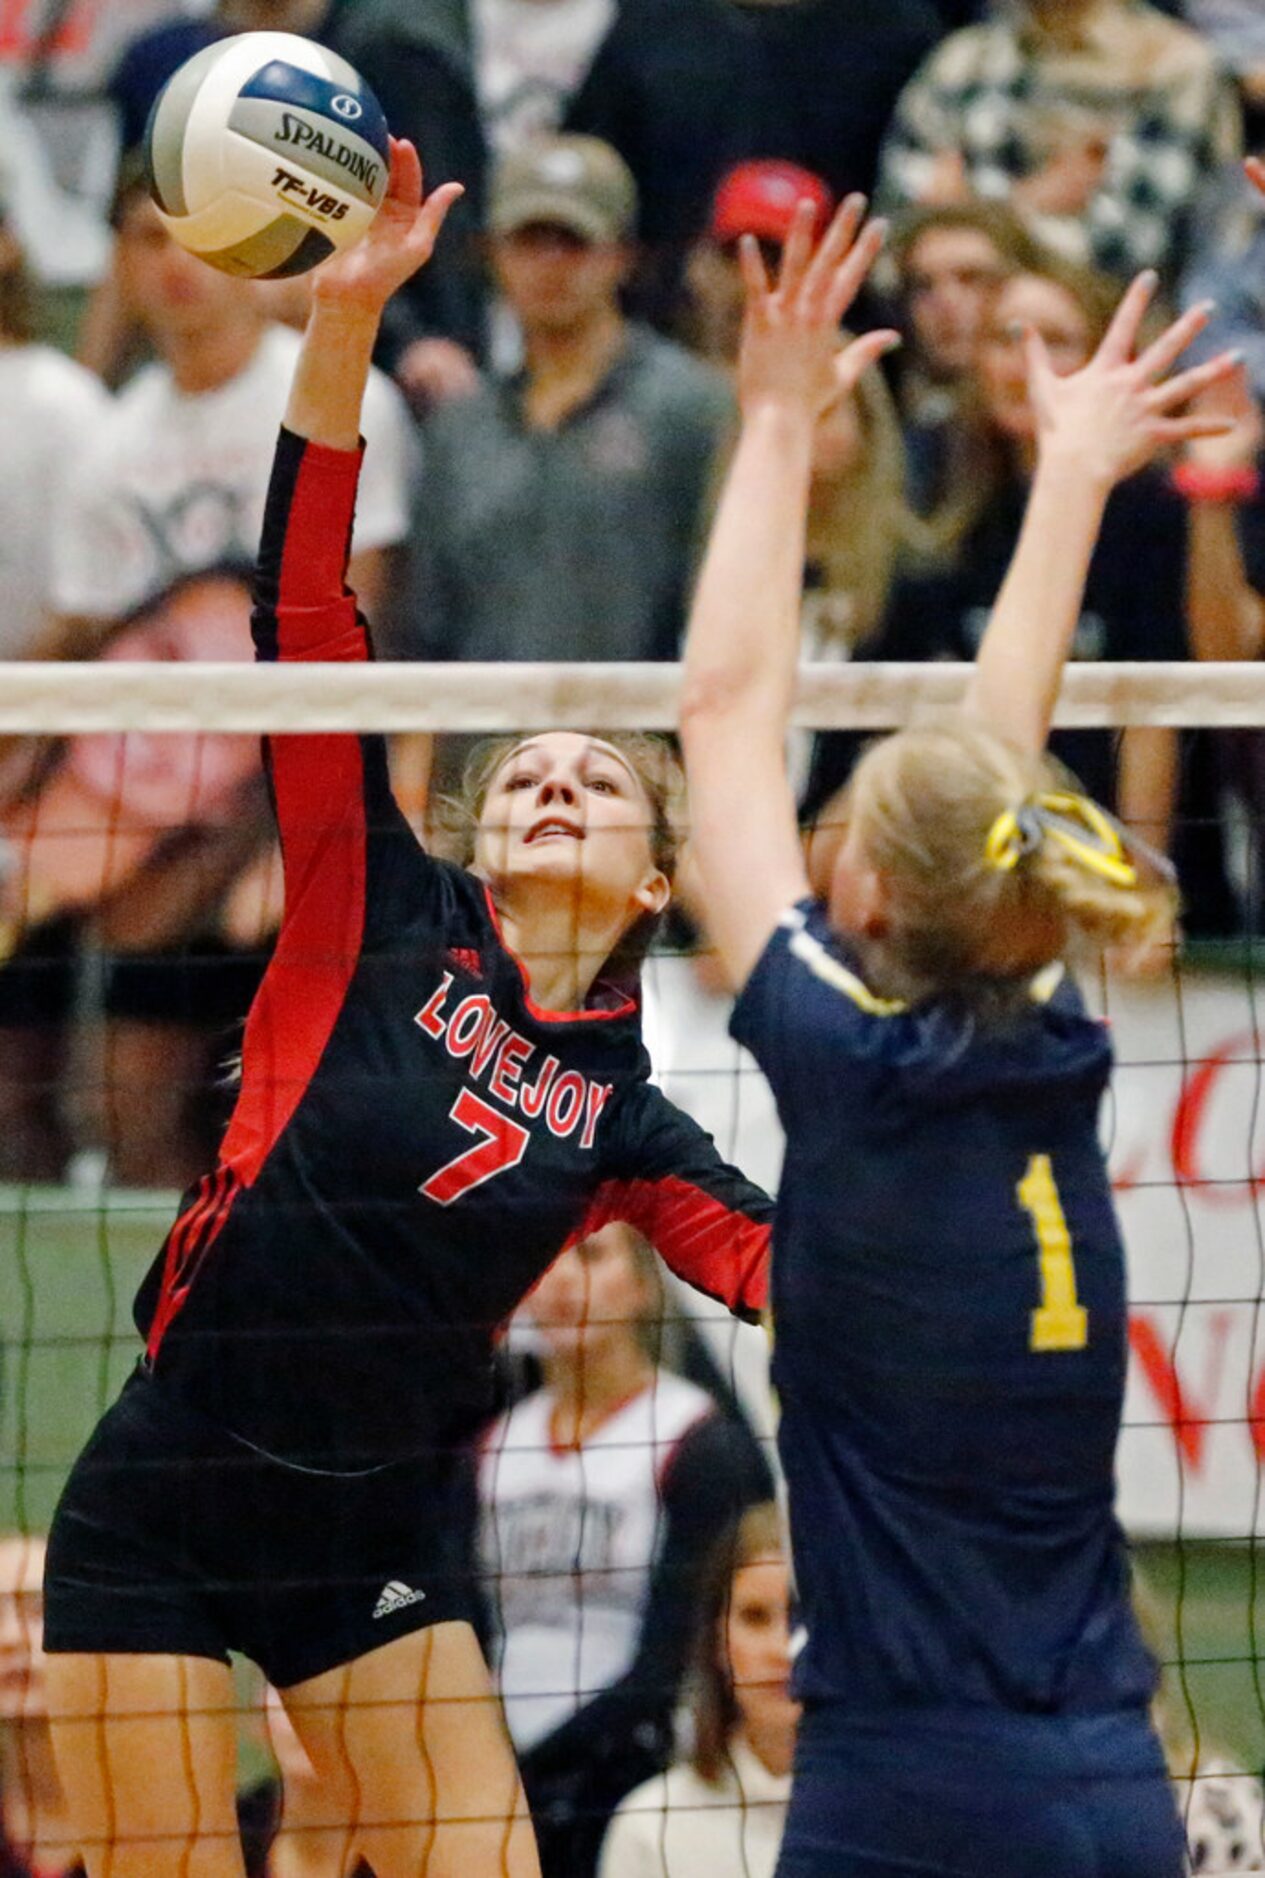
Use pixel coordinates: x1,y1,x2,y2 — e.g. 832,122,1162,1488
41,145,769,1878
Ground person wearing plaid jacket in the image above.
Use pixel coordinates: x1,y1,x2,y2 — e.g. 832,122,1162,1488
877,0,1240,283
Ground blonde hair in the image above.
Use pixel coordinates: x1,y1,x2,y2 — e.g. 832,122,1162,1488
806,358,912,649
844,714,1177,1003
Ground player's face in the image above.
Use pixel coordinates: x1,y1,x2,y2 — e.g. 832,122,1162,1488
721,1554,800,1740
903,227,1008,380
492,224,628,334
476,733,669,931
114,195,263,345
0,1536,48,1724
979,274,1093,445
530,1224,654,1363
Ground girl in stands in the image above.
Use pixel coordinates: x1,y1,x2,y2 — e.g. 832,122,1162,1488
680,199,1236,1876
478,1221,770,1877
598,1500,798,1878
42,143,769,1878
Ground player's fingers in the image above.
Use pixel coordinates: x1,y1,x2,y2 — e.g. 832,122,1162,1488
831,328,900,395
823,217,887,327
738,232,772,304
1134,301,1214,382
1021,323,1056,400
802,194,866,305
1148,350,1242,412
1152,415,1236,447
386,136,421,207
1247,155,1265,199
777,200,817,301
1096,269,1158,366
414,181,465,250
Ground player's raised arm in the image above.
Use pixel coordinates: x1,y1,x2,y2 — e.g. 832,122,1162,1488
966,275,1238,755
254,140,462,671
285,138,461,452
679,197,897,990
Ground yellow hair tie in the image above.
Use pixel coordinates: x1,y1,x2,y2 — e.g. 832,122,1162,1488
984,792,1139,890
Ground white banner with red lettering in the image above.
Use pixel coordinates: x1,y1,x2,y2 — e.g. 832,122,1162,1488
642,956,1265,1541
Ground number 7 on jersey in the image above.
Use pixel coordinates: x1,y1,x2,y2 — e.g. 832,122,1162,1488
422,1089,530,1206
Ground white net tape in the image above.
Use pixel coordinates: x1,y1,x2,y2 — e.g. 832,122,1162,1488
3,659,1265,731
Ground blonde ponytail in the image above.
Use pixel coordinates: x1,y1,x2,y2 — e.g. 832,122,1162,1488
845,715,1177,1002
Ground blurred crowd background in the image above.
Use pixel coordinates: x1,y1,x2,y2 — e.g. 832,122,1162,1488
4,2,1265,1871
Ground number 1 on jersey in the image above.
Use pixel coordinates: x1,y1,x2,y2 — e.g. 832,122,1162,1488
1018,1154,1088,1353
422,1089,530,1206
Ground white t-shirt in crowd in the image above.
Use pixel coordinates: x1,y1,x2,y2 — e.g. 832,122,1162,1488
473,0,616,155
51,323,414,620
0,342,110,656
479,1369,713,1754
598,1738,792,1878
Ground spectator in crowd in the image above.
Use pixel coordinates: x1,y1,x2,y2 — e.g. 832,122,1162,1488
598,1502,797,1878
0,195,108,659
0,1534,79,1878
0,1,195,294
333,0,762,390
48,162,411,647
1180,176,1265,414
888,201,1043,511
1173,363,1265,932
808,256,1189,874
877,0,1241,285
729,0,942,206
0,570,271,1186
394,134,732,669
1181,2,1265,133
477,1222,772,1878
679,160,834,368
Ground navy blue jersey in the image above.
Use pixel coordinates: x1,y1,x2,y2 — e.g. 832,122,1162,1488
730,900,1155,1718
135,430,769,1472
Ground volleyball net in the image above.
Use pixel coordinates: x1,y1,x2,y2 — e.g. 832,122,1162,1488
4,659,1265,1871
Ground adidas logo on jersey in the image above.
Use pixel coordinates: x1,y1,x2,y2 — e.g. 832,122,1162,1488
373,1579,427,1620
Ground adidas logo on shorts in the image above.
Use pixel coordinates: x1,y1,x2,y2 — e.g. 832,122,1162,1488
373,1579,427,1620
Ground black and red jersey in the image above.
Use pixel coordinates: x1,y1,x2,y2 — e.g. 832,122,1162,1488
134,429,769,1472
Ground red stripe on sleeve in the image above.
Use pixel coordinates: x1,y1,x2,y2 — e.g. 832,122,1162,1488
219,443,369,1185
578,1175,769,1320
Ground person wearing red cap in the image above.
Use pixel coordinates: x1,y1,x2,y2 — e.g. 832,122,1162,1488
682,161,835,367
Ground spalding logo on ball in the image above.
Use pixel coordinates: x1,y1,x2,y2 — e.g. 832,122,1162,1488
144,32,390,279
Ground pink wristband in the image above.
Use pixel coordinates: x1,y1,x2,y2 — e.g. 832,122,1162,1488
1171,461,1262,505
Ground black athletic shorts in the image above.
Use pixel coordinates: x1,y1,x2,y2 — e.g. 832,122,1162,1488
44,1365,475,1688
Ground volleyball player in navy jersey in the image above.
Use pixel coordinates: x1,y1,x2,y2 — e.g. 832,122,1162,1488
40,143,770,1878
680,201,1239,1877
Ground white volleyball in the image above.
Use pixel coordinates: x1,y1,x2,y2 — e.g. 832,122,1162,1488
144,32,390,279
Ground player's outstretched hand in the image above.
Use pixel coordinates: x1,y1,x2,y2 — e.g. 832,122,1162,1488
1246,156,1265,200
312,137,463,317
736,194,899,423
1025,271,1238,489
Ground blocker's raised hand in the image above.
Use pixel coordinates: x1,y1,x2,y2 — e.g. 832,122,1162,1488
736,194,899,422
1025,270,1238,488
312,137,463,316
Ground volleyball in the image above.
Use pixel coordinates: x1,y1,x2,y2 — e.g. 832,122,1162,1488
143,33,391,279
